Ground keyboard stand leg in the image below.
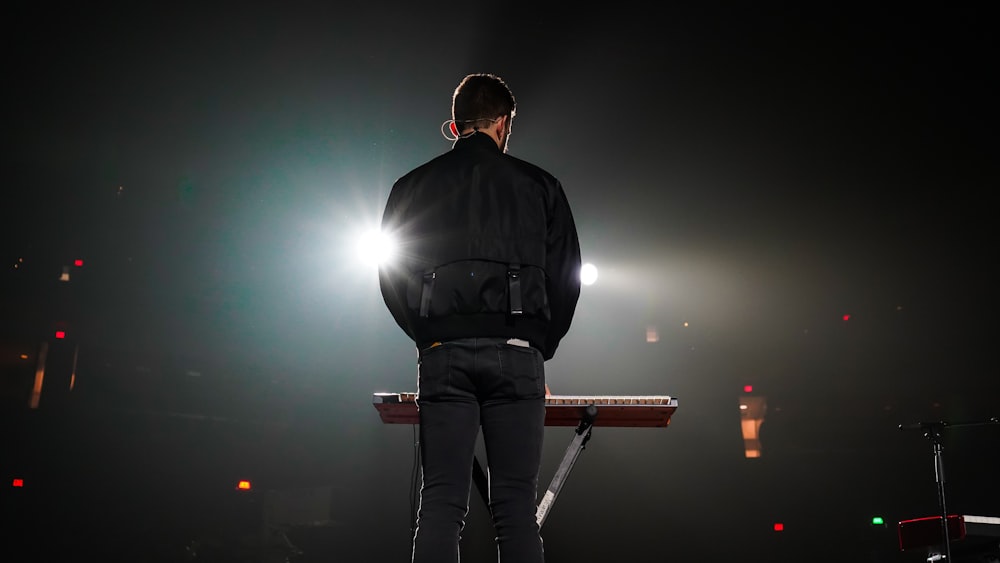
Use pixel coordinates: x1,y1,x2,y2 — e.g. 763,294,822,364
535,405,598,528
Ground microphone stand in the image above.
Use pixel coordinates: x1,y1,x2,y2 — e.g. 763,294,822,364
899,416,999,561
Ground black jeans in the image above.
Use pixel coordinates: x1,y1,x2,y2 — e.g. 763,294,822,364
412,337,546,563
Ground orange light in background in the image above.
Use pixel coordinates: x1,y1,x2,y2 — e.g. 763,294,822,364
30,341,49,409
55,331,66,339
13,478,24,487
773,522,784,532
236,480,252,491
645,325,659,343
740,395,767,458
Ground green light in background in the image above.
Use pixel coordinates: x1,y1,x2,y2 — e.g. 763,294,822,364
871,516,885,526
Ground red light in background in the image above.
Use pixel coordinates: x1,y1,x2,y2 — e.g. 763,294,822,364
743,385,753,393
12,478,24,487
55,331,66,339
74,259,84,267
774,522,784,532
842,314,851,321
236,480,252,491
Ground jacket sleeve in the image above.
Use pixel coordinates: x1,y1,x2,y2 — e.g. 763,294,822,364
378,183,416,341
542,180,582,360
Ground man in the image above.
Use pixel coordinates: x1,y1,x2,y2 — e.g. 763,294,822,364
378,73,582,563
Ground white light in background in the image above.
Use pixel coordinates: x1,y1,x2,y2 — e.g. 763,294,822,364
356,229,397,267
580,262,598,286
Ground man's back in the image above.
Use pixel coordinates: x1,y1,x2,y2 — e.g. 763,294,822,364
387,132,552,269
379,131,580,360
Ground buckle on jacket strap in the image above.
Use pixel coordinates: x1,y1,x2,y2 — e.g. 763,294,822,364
508,263,522,315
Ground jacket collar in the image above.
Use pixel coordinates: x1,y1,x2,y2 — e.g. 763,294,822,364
452,130,501,152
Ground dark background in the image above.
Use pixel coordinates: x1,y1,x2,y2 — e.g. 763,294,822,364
2,2,997,562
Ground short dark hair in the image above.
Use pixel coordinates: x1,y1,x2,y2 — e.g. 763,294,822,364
451,73,517,130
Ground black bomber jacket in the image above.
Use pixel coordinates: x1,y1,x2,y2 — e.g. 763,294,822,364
378,132,581,360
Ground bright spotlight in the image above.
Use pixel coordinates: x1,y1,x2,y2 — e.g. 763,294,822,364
580,262,598,286
356,229,397,266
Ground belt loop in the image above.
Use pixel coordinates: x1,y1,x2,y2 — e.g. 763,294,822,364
419,270,435,318
508,263,522,316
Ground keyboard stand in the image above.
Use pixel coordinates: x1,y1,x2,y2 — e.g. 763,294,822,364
372,392,678,530
470,404,599,528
